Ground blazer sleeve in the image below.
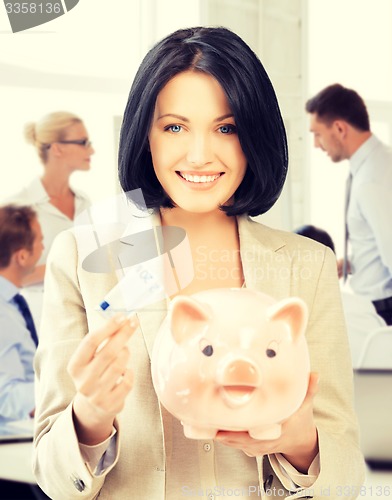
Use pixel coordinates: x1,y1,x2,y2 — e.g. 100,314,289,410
285,246,366,499
33,230,120,500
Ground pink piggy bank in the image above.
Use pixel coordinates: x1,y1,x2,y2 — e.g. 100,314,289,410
151,288,310,440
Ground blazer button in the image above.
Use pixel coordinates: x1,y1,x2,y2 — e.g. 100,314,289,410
72,477,85,492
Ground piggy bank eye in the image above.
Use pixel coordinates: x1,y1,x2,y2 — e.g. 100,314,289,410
202,345,214,357
266,341,278,358
199,339,214,357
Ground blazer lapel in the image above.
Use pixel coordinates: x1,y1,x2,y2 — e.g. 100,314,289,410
136,299,168,358
237,215,291,300
125,211,168,359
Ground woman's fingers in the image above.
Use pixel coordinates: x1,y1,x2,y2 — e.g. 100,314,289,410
95,347,131,392
68,314,138,380
85,368,135,416
69,314,139,426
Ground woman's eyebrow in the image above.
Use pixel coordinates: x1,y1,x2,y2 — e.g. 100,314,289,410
156,113,234,122
157,113,189,122
214,113,234,122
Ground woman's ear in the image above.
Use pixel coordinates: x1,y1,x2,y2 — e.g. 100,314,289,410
48,142,63,158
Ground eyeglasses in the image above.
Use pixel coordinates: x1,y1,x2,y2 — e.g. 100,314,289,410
57,139,92,148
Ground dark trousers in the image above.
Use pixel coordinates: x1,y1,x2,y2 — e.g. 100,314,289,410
376,309,392,326
372,297,392,326
0,480,50,500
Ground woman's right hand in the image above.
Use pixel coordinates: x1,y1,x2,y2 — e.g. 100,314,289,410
67,314,138,445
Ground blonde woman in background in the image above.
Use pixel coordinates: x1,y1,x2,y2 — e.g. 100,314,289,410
8,112,94,325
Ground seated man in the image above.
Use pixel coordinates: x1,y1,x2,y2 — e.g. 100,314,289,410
0,204,44,421
293,224,385,367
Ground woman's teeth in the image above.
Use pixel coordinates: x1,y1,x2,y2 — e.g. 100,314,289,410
180,172,221,183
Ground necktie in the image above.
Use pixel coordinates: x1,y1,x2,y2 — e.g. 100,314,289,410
13,293,38,346
343,173,353,282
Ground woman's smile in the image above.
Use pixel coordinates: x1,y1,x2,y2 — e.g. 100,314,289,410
176,171,224,185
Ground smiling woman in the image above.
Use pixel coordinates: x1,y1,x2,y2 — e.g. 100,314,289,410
33,26,365,500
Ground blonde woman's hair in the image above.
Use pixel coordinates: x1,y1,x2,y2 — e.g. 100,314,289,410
24,111,82,164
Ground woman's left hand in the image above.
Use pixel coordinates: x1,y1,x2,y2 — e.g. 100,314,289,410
214,372,319,473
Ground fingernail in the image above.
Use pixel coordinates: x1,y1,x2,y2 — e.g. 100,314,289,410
113,313,127,324
128,313,139,328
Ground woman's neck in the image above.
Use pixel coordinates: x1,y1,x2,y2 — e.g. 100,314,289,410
160,207,244,295
41,168,72,199
40,166,75,220
160,206,237,234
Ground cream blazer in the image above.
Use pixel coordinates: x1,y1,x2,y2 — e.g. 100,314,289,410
33,214,365,499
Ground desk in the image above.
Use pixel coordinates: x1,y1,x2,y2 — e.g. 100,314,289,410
0,441,35,484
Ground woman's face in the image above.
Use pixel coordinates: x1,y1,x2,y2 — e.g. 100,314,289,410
148,71,247,214
58,122,95,171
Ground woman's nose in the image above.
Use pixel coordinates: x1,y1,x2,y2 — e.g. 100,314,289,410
186,134,212,166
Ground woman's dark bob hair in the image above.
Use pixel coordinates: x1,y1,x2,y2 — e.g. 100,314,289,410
118,26,288,217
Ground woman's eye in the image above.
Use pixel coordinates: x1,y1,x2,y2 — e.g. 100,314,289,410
165,124,182,133
219,124,236,134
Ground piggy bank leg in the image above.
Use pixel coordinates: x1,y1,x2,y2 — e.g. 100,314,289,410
182,423,218,440
249,424,282,440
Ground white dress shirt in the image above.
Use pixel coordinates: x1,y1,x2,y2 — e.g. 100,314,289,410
348,134,392,300
0,276,35,420
8,177,90,265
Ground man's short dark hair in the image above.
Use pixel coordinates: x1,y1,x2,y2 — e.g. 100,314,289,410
0,204,36,268
293,224,336,254
305,83,370,132
118,26,288,217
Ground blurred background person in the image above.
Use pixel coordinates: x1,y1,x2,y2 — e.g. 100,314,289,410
7,111,94,326
0,204,43,423
294,224,386,367
306,84,392,326
294,224,336,253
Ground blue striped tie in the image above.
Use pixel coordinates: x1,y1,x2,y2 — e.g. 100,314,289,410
13,293,38,347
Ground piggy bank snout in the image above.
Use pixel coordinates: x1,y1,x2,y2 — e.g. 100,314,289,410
219,358,261,386
217,358,261,408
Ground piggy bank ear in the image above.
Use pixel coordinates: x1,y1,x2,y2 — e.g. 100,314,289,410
170,296,211,344
268,297,308,341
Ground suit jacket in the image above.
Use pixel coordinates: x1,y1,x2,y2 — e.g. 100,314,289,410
33,213,365,499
